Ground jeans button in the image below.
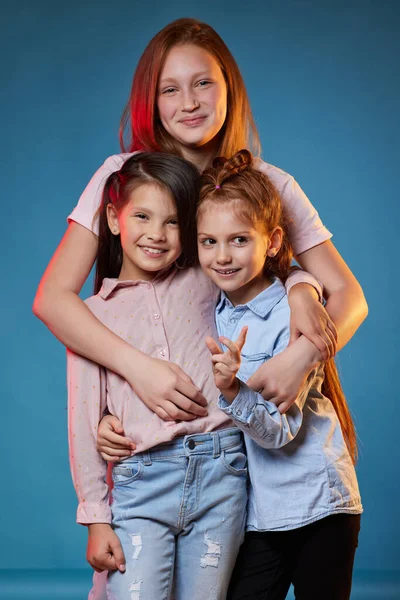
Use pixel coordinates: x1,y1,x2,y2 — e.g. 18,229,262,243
188,439,196,450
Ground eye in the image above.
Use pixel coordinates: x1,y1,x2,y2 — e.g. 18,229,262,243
135,213,148,220
161,87,177,95
197,80,212,88
232,236,248,245
199,238,216,246
168,218,179,226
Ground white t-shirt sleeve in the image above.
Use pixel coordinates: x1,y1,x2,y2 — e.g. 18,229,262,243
68,153,133,236
254,158,332,256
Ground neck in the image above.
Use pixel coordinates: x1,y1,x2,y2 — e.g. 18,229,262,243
226,275,273,307
181,141,219,172
118,262,156,282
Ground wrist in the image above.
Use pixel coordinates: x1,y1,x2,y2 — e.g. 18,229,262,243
291,336,322,370
220,378,240,404
288,282,319,302
118,346,147,380
87,523,112,532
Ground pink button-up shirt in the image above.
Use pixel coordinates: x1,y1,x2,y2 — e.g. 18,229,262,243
68,267,235,524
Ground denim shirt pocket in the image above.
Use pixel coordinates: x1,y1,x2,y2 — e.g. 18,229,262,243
239,352,270,383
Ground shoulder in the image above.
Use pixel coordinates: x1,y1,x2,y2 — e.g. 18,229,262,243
84,293,106,318
252,157,296,196
172,267,218,296
266,292,291,356
100,152,137,172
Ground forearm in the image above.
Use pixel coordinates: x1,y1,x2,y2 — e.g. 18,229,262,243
324,282,368,351
68,351,112,524
296,240,368,352
219,382,303,449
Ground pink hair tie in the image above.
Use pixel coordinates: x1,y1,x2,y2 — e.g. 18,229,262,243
215,185,221,189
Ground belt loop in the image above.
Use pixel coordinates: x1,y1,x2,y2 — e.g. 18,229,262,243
212,432,221,458
142,450,152,466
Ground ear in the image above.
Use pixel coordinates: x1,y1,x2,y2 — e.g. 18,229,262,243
106,203,120,235
266,226,283,257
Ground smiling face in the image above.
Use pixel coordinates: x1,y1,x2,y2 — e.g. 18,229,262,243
107,183,182,281
197,200,283,305
157,44,228,155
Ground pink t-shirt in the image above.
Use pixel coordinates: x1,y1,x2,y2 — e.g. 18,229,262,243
68,268,233,524
68,153,332,256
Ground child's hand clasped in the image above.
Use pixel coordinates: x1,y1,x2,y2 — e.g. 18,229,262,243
87,523,126,573
205,326,248,402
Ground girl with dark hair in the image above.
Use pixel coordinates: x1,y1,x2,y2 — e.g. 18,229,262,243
197,150,362,600
68,152,249,599
34,18,367,434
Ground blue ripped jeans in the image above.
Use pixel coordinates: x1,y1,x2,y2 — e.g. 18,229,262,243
104,428,248,600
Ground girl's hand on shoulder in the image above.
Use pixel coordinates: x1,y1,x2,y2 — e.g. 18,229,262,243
87,523,125,573
97,415,135,462
206,327,247,400
247,336,320,414
288,283,337,361
125,354,209,422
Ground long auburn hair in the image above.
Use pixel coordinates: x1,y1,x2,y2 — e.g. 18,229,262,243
120,18,260,159
94,152,200,294
199,150,358,464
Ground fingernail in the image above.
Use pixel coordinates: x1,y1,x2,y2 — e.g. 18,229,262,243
119,564,126,572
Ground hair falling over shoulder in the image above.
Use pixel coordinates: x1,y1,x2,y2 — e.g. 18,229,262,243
199,149,358,464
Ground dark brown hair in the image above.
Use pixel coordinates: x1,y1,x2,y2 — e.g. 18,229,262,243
199,150,358,463
94,152,200,294
120,18,260,159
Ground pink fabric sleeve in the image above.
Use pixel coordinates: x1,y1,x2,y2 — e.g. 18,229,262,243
285,269,323,301
68,153,133,235
67,349,111,524
254,159,332,256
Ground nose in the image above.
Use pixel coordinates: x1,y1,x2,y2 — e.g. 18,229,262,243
181,88,199,112
146,227,166,242
216,245,232,265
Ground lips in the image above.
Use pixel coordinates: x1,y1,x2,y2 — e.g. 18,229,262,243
139,246,167,258
213,268,240,276
179,115,207,127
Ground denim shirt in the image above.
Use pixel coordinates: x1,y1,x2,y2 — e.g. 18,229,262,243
216,278,362,531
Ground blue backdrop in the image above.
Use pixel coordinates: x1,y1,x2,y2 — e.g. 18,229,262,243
2,0,399,590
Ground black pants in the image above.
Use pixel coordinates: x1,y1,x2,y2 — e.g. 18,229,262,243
227,514,361,600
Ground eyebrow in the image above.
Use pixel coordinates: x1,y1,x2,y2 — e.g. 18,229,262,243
197,231,251,237
159,71,212,85
131,206,177,218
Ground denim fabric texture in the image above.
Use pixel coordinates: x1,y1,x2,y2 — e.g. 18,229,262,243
104,428,248,600
216,278,362,532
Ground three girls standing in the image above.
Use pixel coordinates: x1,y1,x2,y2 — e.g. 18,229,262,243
34,17,367,600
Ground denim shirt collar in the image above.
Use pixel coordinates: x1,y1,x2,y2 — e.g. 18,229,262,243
216,278,286,319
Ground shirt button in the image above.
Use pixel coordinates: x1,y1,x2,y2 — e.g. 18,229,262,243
160,349,166,357
188,439,196,450
153,314,160,320
237,410,242,416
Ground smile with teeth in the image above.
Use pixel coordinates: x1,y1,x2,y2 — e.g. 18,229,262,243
213,268,240,275
140,246,167,256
